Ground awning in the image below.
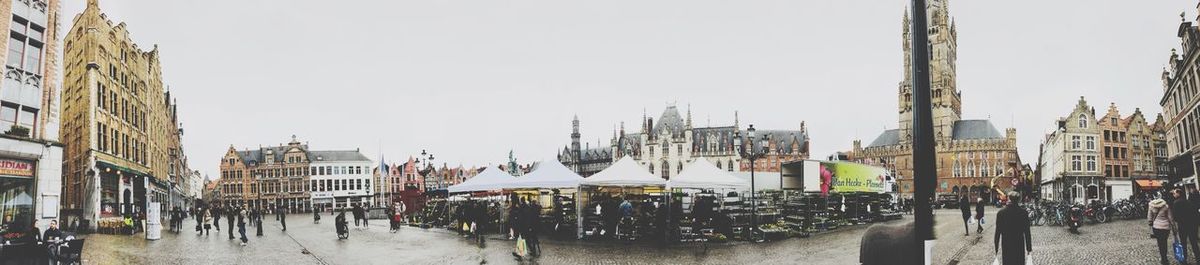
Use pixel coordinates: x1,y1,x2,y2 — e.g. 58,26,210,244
1136,179,1163,190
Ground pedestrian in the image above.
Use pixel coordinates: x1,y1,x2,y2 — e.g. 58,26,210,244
524,200,541,257
993,192,1032,265
1174,188,1200,264
352,203,364,227
202,208,212,236
255,207,264,236
976,197,986,234
213,206,222,232
314,207,322,224
238,205,249,246
475,201,488,247
278,204,288,232
507,199,521,240
959,194,971,236
226,206,237,240
1149,197,1174,265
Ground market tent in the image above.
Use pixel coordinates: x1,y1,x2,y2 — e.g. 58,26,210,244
510,160,583,189
669,159,750,189
447,166,517,193
581,157,665,186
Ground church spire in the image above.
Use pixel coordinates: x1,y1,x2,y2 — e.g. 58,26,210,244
686,104,693,129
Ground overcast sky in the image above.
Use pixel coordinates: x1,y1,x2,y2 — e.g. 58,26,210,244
60,0,1192,180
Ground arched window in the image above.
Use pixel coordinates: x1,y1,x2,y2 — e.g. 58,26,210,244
995,162,1004,176
953,161,961,178
1078,114,1088,128
981,163,990,177
649,163,654,174
967,162,975,178
662,162,670,179
728,160,734,172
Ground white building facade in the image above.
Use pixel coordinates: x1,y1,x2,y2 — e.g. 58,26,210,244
1040,97,1104,204
310,152,373,210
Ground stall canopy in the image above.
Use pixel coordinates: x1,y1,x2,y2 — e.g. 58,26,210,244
1136,179,1163,190
510,160,583,189
669,159,750,189
581,157,666,186
447,166,516,193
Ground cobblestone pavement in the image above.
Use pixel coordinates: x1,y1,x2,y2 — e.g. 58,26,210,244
78,209,1158,265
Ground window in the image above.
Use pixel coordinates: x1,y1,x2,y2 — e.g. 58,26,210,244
1071,136,1081,150
953,161,961,177
662,162,670,179
1086,156,1096,172
995,163,1003,176
1079,114,1088,128
967,163,975,178
1086,136,1095,150
981,163,990,177
1071,155,1082,171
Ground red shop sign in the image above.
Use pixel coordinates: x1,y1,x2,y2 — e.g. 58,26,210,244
0,158,34,177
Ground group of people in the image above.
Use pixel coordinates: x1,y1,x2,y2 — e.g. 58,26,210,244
451,199,494,247
192,204,289,246
507,197,542,259
1149,187,1200,265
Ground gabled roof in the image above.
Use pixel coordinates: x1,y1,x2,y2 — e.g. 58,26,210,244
309,150,370,162
651,106,687,137
951,120,1004,140
867,129,900,148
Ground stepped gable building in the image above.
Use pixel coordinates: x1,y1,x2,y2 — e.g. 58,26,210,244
60,0,193,230
847,0,1020,197
219,136,373,212
561,104,810,179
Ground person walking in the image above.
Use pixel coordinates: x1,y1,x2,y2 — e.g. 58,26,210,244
255,207,264,236
226,206,237,240
1149,197,1173,265
976,197,986,234
212,206,222,232
959,194,971,236
201,208,212,236
278,204,288,232
994,192,1032,265
525,200,541,257
352,204,364,228
1174,188,1200,264
238,205,249,246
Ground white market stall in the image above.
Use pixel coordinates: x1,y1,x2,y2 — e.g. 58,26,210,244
577,157,667,240
447,166,517,193
668,159,751,241
668,159,750,190
509,160,585,237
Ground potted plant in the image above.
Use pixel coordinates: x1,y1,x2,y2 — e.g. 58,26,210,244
4,125,29,137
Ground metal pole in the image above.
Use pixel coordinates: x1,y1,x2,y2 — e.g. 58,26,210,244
750,156,756,235
910,0,937,264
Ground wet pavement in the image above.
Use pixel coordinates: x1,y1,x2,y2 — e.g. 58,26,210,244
78,208,1157,264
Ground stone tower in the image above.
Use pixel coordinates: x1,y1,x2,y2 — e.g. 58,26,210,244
571,115,582,170
898,0,960,143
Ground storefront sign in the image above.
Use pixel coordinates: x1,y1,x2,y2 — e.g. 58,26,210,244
822,161,890,193
0,158,34,177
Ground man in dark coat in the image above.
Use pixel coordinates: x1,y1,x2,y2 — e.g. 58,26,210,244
994,192,1032,265
959,194,971,236
212,206,222,232
277,204,288,231
975,197,986,234
1175,188,1200,264
525,201,541,256
226,205,237,240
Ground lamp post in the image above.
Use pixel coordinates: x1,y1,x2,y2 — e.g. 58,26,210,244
735,124,769,240
417,150,436,191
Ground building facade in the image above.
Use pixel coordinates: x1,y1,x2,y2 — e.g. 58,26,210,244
561,106,810,180
1038,97,1104,204
0,0,63,236
219,136,372,212
60,0,190,230
1161,8,1200,186
309,151,372,210
847,0,1021,197
1153,114,1171,179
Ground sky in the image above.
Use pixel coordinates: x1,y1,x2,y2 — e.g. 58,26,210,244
59,0,1193,180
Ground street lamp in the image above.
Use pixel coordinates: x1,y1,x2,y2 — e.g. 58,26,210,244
734,124,769,240
417,150,435,191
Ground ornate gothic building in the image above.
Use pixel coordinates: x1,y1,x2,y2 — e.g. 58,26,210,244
848,0,1021,196
560,105,811,179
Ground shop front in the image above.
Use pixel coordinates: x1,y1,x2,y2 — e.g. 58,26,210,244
95,161,149,234
0,159,36,241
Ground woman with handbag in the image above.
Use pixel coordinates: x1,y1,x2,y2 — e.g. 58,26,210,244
1149,198,1173,265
